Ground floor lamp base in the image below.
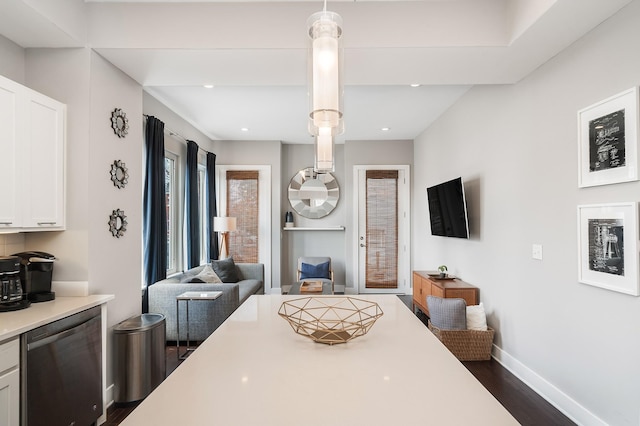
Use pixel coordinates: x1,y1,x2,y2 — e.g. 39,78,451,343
219,233,230,259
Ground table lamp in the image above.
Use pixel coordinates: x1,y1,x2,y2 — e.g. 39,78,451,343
213,216,237,259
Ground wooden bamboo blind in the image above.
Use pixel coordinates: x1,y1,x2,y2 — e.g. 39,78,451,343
226,170,259,263
365,170,398,289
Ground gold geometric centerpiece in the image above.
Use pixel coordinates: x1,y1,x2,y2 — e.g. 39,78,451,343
278,297,383,345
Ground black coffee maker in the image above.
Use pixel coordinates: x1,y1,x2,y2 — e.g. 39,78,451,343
13,251,56,302
0,256,31,311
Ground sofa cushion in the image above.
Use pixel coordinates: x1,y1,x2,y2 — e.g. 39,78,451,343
466,302,487,331
188,264,222,283
427,296,467,330
211,257,240,283
300,261,331,279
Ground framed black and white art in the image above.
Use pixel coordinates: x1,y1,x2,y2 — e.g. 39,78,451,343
577,203,639,296
577,87,639,188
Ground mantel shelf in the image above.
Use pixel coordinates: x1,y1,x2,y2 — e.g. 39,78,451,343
283,226,345,231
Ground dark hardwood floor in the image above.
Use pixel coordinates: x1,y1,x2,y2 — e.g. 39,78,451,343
105,296,575,425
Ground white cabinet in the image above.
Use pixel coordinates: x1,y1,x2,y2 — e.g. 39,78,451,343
0,338,20,426
0,74,65,233
0,78,22,229
22,91,65,230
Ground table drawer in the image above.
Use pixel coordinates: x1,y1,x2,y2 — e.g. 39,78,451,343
446,289,477,305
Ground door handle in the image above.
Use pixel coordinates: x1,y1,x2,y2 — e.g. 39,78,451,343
360,243,366,247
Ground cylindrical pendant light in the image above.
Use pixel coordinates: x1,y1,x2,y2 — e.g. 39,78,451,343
314,127,335,172
307,8,343,172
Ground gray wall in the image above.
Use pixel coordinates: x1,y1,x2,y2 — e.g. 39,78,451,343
0,35,24,84
280,141,414,292
413,2,640,424
281,144,347,290
20,48,144,388
216,139,282,291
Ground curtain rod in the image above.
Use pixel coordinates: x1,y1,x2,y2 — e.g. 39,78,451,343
143,114,213,155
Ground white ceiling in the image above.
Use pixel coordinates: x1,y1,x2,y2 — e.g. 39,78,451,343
0,0,632,143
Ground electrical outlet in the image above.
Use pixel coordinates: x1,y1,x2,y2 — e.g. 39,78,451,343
532,244,543,260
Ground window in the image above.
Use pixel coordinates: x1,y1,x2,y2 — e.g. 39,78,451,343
197,164,208,264
217,165,271,290
165,152,179,275
226,170,259,263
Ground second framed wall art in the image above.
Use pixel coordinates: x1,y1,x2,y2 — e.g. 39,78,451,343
577,202,639,296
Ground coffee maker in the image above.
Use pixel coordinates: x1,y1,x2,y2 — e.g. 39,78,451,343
13,251,56,302
0,256,31,311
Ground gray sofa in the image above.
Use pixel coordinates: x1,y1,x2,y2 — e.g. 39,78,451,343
148,263,264,341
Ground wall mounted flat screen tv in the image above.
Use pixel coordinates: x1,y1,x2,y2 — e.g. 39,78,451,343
426,177,469,238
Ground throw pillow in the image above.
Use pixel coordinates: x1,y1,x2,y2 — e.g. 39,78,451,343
426,296,467,330
300,261,331,280
466,302,487,331
191,264,222,283
211,257,240,283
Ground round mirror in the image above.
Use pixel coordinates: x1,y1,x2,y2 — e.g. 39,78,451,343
108,209,128,238
111,108,129,138
110,160,129,189
288,167,339,218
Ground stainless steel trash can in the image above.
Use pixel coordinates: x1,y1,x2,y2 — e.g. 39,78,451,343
114,313,166,403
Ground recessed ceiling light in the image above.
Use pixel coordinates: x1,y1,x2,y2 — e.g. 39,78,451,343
381,127,390,131
241,127,249,132
410,83,421,88
203,84,214,89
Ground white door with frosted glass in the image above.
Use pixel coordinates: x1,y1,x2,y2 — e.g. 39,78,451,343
354,166,410,294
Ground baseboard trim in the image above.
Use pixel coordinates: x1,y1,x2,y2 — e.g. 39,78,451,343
105,383,114,408
492,345,606,426
97,384,114,425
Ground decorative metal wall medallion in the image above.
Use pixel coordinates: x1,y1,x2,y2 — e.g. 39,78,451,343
110,160,129,189
111,108,129,138
108,209,128,238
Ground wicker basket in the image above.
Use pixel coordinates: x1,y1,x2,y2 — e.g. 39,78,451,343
428,321,495,361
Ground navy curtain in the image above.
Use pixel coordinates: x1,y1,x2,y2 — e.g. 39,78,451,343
185,140,200,269
207,152,219,261
142,116,167,313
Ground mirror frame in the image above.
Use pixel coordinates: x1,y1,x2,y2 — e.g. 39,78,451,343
108,209,128,238
288,167,339,219
111,108,129,138
110,159,129,189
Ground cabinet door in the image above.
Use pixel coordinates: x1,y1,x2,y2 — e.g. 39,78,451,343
0,76,22,230
412,273,422,305
0,368,19,426
22,90,65,230
412,274,432,313
0,338,19,426
447,289,478,307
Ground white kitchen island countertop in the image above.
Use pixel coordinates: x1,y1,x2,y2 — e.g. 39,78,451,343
121,294,518,426
0,295,114,341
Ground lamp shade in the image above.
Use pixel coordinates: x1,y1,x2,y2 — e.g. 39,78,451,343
213,216,237,233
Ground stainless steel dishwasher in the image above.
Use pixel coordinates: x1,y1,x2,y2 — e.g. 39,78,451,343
20,305,103,426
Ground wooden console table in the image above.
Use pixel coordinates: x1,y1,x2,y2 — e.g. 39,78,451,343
412,271,479,316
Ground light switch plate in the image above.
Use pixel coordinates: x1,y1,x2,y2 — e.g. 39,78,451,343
532,244,543,260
